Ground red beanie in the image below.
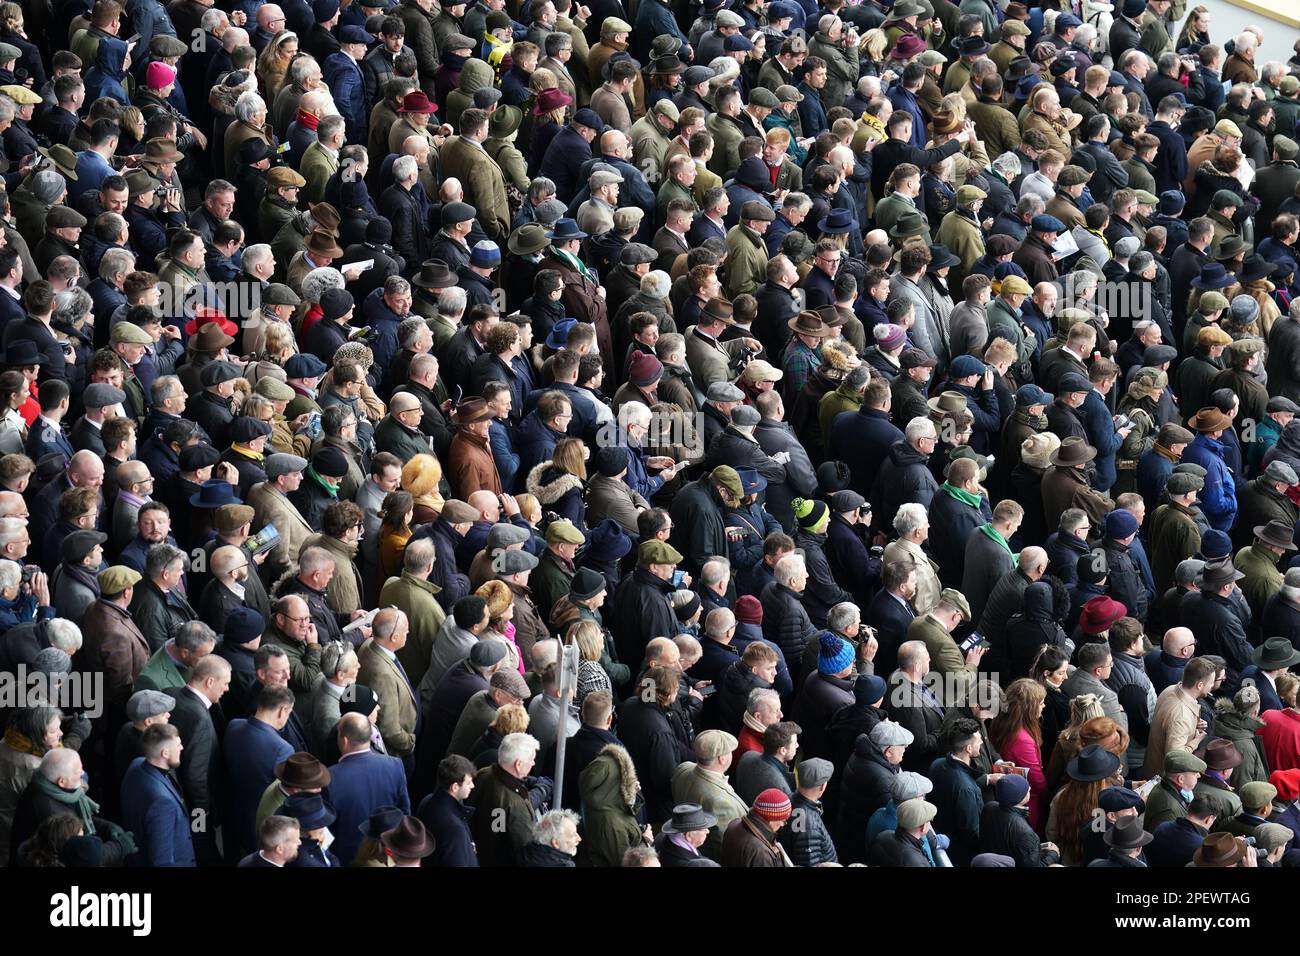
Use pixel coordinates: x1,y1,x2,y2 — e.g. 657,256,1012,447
627,350,663,387
735,594,763,625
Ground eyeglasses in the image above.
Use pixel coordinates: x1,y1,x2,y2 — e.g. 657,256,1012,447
282,615,312,624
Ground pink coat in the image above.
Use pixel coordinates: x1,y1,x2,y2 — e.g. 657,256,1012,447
997,727,1048,833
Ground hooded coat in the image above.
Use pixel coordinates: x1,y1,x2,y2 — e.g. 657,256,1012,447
577,744,646,868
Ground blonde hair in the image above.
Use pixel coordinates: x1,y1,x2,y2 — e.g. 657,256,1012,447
516,493,541,522
1279,672,1300,708
553,437,587,480
530,67,557,92
0,2,22,31
489,702,530,734
860,27,888,60
570,620,604,662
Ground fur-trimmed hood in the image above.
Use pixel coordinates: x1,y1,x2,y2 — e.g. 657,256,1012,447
525,462,584,505
579,743,640,808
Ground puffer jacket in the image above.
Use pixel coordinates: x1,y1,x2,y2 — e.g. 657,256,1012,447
759,580,817,682
871,439,940,530
835,733,900,863
793,528,853,629
979,802,1059,867
778,792,838,867
525,463,586,535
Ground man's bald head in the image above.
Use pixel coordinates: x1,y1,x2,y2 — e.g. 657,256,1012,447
211,544,246,577
440,178,463,202
1163,627,1196,657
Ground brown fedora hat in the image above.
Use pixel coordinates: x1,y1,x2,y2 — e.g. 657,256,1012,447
1255,518,1298,551
306,229,345,259
308,201,342,235
1051,436,1097,466
454,397,494,424
275,752,331,789
1192,832,1247,867
413,258,457,289
787,310,830,337
142,137,184,163
931,108,961,135
1199,738,1244,772
380,816,435,858
702,296,735,325
190,322,236,352
1188,406,1231,433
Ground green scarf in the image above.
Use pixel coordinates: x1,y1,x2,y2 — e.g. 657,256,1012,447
32,773,99,835
306,465,340,498
978,522,1014,561
940,481,981,508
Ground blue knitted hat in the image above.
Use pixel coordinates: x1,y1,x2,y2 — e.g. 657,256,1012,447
817,632,854,675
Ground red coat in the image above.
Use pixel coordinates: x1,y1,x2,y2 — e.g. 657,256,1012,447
996,726,1048,833
1260,709,1300,774
732,724,764,766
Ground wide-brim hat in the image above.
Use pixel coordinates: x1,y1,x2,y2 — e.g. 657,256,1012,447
358,806,405,839
1193,832,1248,867
1254,519,1297,551
787,311,830,337
661,803,719,834
1066,743,1122,782
927,390,967,415
702,297,736,325
1239,255,1277,284
1199,557,1245,589
380,817,435,857
38,144,78,180
927,244,961,270
1104,816,1154,850
887,34,927,61
1253,636,1300,670
818,208,855,235
508,223,550,256
1199,738,1244,772
274,752,331,789
306,230,345,259
547,218,588,242
398,91,437,113
489,104,523,139
1188,406,1231,433
142,137,185,164
1214,236,1246,262
3,340,44,368
534,87,574,115
413,259,457,289
651,55,687,75
885,0,926,19
931,108,962,135
190,479,243,509
1051,436,1096,466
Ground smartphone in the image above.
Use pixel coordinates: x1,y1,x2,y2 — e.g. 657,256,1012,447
670,569,685,587
695,683,716,697
959,632,990,654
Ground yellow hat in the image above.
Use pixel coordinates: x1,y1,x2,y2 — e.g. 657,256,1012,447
0,84,41,105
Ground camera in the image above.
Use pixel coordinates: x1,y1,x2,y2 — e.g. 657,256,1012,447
729,344,759,376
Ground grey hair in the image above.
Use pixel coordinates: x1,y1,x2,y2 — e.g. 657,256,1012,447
618,400,651,430
321,641,358,679
235,90,267,121
288,55,320,86
640,270,671,299
0,519,26,549
704,607,735,638
746,687,780,716
403,537,436,571
894,502,929,537
302,266,345,302
826,602,860,633
905,416,937,443
99,248,136,281
299,546,334,577
46,619,83,654
200,7,229,31
438,286,468,316
1020,545,1048,572
392,155,418,182
528,177,556,200
699,557,730,586
41,748,81,784
533,807,580,845
0,559,19,590
774,553,806,586
498,731,541,768
784,191,813,212
242,243,273,273
845,365,872,391
897,639,928,671
0,97,15,123
1016,193,1045,217
992,152,1023,179
398,316,427,348
145,543,186,579
1262,60,1286,81
54,287,93,326
175,621,217,654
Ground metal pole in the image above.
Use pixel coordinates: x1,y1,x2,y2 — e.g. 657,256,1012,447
551,636,580,809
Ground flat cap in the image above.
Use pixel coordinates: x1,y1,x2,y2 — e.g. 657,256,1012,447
796,758,834,788
940,587,971,621
545,519,586,545
98,565,142,594
870,720,915,747
1164,750,1207,774
264,453,308,478
706,381,745,402
110,321,153,345
489,668,532,699
199,361,241,387
896,798,937,829
84,383,126,408
694,729,738,760
741,200,775,222
639,539,683,565
493,549,539,575
126,689,176,722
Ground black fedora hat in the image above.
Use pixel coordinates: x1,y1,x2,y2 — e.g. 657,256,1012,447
358,806,405,839
3,340,44,368
927,243,961,271
381,816,435,858
661,803,718,834
1067,743,1122,782
1199,557,1245,589
1239,255,1278,284
547,217,589,242
1103,815,1153,850
1191,263,1235,289
412,259,458,290
1253,636,1300,670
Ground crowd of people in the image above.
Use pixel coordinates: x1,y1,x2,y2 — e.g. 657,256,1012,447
1,0,1300,870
